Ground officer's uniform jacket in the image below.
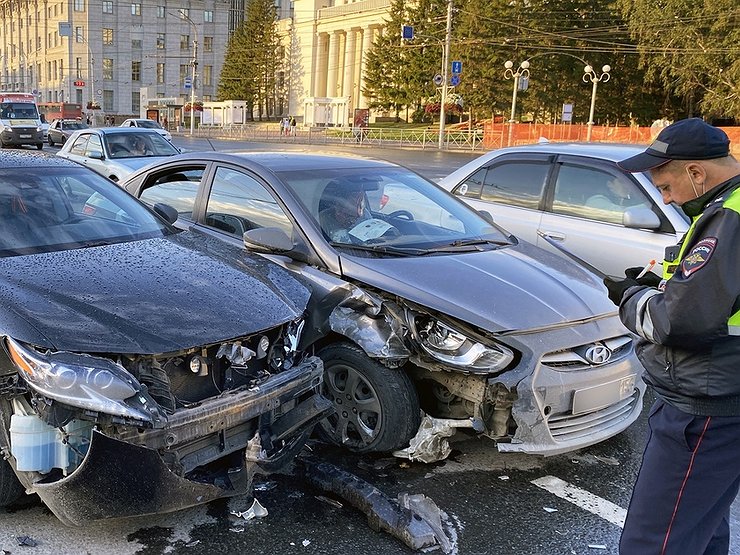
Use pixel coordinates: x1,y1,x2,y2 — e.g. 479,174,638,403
620,174,740,416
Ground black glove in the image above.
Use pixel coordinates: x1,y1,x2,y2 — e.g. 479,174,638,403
624,266,662,288
603,277,639,305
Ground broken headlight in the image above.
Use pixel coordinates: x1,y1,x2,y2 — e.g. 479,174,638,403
5,337,159,424
417,320,514,372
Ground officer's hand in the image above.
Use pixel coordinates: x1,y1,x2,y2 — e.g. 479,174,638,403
603,277,639,306
624,267,662,287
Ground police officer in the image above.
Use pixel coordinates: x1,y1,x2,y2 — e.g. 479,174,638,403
603,118,740,554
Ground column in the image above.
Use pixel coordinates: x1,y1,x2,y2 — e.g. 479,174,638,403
342,29,357,106
326,30,340,99
357,26,375,109
314,32,329,98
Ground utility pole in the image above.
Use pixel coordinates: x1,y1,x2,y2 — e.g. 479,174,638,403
437,0,452,150
180,10,199,136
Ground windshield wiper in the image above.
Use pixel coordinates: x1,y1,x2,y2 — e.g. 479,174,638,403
329,242,426,257
419,237,512,254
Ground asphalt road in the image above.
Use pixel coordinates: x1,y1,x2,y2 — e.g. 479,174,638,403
2,139,738,555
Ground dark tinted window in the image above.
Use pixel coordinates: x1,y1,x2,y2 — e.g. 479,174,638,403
455,167,485,198
480,162,549,209
139,167,205,220
552,164,651,225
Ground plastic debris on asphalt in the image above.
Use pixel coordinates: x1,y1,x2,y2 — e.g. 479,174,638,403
315,495,343,508
230,498,269,520
543,507,558,513
302,540,311,547
587,545,607,550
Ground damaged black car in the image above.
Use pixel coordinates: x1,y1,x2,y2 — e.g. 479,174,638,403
0,151,331,524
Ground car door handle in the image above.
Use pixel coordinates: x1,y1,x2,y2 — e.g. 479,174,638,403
540,231,565,241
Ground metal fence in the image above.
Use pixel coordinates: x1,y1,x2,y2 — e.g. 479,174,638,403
193,124,485,151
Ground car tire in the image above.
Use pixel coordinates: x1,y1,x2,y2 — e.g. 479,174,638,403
36,143,43,151
317,342,420,453
48,135,55,147
0,457,24,508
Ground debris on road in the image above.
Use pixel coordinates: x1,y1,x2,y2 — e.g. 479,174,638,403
543,507,558,513
587,544,607,550
301,457,455,553
230,498,269,521
17,535,37,547
393,416,475,463
315,495,344,508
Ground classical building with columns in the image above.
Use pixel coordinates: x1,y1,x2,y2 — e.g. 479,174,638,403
284,0,391,126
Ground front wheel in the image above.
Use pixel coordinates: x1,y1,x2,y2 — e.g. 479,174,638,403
48,135,55,147
0,457,24,508
36,143,43,151
317,343,420,453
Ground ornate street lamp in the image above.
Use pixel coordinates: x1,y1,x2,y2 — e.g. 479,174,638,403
504,60,530,147
583,64,611,142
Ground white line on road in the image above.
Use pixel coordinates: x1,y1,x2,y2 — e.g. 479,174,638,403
531,475,627,528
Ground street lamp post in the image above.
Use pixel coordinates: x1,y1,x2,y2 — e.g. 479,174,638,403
179,10,199,136
437,0,453,150
504,60,529,147
583,64,611,142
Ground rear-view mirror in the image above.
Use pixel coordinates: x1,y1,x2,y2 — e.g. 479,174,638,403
623,207,661,230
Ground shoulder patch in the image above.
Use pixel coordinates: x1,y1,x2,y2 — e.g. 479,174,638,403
681,237,717,277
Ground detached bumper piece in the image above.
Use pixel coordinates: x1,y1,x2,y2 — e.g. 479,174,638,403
32,357,326,525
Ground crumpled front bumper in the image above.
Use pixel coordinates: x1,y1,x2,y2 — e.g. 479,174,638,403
30,356,328,525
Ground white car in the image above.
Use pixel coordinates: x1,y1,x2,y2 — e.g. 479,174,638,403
439,142,690,278
56,127,179,182
120,118,171,141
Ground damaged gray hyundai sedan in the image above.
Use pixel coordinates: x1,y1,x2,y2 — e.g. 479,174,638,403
0,151,331,524
122,152,646,459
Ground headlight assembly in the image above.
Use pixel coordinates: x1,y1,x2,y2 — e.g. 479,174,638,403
5,337,159,424
416,319,514,372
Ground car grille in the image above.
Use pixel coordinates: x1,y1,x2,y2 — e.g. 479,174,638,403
547,391,639,442
539,335,633,370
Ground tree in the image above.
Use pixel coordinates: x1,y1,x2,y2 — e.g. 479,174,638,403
217,0,281,120
618,0,740,120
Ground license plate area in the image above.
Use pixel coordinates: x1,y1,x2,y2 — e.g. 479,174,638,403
572,375,635,415
19,134,32,138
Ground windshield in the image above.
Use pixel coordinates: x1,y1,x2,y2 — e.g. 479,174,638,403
135,120,162,129
0,166,172,257
105,131,178,158
64,121,88,130
276,166,512,253
0,102,39,119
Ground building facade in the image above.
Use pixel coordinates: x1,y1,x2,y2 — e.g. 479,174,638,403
0,0,389,125
284,0,390,125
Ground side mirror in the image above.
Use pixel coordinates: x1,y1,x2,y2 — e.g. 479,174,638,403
478,210,495,224
152,202,179,224
623,207,661,230
88,150,105,160
244,227,294,253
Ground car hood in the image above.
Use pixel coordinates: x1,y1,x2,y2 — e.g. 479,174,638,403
0,232,310,354
339,241,615,333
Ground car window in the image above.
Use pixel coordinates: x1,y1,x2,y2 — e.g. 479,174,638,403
138,167,205,220
454,168,485,198
0,166,171,257
85,134,103,157
205,167,293,237
552,164,651,225
69,134,89,155
481,162,549,209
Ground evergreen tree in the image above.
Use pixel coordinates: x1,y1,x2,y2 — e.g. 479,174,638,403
217,0,281,120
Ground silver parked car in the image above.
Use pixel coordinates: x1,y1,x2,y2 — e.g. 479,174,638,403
439,143,690,277
56,127,179,182
122,151,647,457
47,118,88,146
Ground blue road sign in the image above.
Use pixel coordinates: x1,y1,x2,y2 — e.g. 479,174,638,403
450,74,461,86
402,25,414,40
184,77,192,90
451,61,462,74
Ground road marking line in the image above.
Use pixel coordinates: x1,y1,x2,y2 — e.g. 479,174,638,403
531,475,626,528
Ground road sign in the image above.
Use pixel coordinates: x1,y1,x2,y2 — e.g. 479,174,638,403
450,75,461,87
58,22,71,37
451,61,462,74
184,77,192,90
562,103,573,122
402,25,414,40
433,74,444,86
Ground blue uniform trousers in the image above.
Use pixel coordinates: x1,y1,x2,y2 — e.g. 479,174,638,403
620,399,740,554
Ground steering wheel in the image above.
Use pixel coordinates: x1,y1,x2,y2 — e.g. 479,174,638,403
387,210,414,221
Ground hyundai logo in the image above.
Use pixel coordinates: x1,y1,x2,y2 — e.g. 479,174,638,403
584,345,612,365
